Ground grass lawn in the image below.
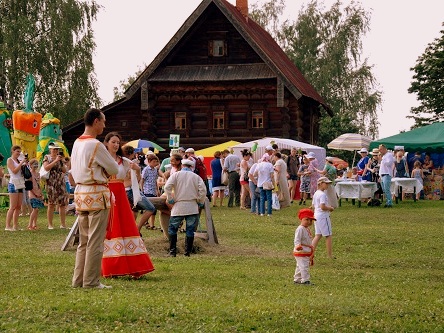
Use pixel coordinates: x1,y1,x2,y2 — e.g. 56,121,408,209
0,199,443,332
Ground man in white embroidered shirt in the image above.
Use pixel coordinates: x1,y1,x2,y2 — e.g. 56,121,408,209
164,158,206,257
71,108,118,289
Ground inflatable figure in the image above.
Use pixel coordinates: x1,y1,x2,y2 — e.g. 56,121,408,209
36,112,69,163
251,142,258,152
12,74,42,159
0,101,13,165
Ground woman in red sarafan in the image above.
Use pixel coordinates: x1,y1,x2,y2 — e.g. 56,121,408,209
101,132,154,278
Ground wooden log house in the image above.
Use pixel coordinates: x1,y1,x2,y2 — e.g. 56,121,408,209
62,0,332,154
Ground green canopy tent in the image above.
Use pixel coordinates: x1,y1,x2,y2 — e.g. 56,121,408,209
369,122,444,153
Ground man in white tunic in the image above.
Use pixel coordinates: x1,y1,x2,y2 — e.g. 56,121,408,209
164,158,206,257
70,108,118,289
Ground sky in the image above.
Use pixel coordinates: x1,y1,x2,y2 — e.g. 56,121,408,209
92,0,444,139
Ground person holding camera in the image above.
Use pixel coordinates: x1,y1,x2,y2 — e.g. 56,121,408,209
5,145,26,231
42,142,69,229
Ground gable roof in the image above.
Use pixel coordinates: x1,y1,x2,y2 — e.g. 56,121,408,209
125,0,332,115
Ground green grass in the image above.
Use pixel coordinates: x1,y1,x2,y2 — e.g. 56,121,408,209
0,200,443,332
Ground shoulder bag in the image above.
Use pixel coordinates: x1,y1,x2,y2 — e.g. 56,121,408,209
39,165,50,180
221,171,229,186
11,177,25,190
262,181,274,190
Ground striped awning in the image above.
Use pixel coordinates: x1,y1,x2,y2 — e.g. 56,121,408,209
327,133,372,152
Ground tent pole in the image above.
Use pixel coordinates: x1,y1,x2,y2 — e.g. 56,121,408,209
352,150,357,167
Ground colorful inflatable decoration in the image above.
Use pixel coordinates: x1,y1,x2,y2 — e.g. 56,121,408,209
36,112,69,163
0,101,13,165
12,74,42,159
251,142,258,152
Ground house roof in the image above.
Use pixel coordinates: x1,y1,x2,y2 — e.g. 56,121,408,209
149,64,275,82
126,0,332,115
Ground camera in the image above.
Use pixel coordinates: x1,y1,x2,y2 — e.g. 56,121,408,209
138,154,146,167
24,153,28,160
58,151,64,156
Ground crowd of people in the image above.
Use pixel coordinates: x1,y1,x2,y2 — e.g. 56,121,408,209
350,144,431,207
2,106,439,288
5,133,433,235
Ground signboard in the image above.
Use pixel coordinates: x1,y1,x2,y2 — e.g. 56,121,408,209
169,134,180,148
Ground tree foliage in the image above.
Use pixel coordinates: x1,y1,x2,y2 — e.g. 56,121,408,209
0,0,101,126
112,66,145,102
408,24,444,127
251,0,381,147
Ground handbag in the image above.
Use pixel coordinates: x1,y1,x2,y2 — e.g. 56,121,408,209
221,171,229,185
11,177,25,190
39,165,50,180
25,180,33,191
22,165,32,179
262,181,274,190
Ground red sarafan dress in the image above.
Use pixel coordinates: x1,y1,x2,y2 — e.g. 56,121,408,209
102,160,154,278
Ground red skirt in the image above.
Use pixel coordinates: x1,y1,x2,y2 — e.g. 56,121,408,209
102,180,155,278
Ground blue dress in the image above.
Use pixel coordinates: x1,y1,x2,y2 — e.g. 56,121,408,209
210,157,225,190
357,156,371,181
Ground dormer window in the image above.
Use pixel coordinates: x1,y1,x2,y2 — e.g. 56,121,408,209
209,40,227,57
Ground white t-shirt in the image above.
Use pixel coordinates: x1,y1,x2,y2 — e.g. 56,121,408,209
312,189,330,219
256,161,274,187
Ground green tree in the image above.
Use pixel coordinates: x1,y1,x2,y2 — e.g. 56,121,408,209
251,0,381,148
0,0,101,126
408,24,444,127
112,66,145,102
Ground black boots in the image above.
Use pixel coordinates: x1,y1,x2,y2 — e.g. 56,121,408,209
169,234,194,257
184,236,194,257
168,234,177,257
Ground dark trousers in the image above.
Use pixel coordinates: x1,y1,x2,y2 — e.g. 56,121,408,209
227,171,241,207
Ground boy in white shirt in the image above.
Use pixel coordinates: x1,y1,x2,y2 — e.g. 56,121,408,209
311,177,335,259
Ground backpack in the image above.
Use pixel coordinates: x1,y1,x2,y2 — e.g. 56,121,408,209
367,198,381,207
191,156,207,180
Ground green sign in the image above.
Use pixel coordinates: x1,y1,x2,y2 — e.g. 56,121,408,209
169,134,180,148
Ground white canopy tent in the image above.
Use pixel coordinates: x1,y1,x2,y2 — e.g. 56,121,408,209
231,137,326,168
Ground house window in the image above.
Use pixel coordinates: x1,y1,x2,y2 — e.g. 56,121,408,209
209,40,226,57
213,112,224,129
252,111,264,128
175,112,186,130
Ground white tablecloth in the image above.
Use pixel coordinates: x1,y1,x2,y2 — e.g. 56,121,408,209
390,178,423,196
335,181,378,200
